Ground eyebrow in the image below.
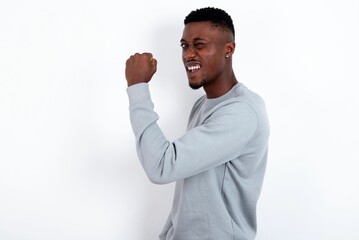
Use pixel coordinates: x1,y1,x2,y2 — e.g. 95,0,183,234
180,37,207,43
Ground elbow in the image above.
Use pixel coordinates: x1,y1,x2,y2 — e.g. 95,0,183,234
142,143,177,185
145,171,173,185
144,159,174,184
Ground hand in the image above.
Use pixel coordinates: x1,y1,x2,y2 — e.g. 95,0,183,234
125,52,157,87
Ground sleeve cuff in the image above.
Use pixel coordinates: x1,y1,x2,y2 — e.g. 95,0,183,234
126,83,151,106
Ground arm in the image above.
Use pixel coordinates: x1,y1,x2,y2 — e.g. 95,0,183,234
127,84,259,184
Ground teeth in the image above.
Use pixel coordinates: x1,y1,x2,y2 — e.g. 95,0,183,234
188,65,200,71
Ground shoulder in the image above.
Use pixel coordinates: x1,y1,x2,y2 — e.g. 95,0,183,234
234,83,265,106
233,84,270,134
210,84,269,130
233,83,268,119
210,83,266,115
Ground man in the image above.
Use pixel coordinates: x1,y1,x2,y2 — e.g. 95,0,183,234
125,7,269,240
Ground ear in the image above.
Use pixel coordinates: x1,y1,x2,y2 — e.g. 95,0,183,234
225,42,236,57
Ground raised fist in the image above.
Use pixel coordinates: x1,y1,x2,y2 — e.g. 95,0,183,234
125,52,157,86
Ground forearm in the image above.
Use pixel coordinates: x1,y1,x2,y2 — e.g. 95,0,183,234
127,83,175,184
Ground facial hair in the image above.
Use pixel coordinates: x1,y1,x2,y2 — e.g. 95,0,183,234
189,79,207,90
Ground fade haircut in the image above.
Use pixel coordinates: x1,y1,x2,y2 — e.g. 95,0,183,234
184,7,235,39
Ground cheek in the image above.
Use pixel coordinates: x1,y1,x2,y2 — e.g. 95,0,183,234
203,52,224,69
203,46,223,61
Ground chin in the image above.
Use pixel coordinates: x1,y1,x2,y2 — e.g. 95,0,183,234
189,79,206,90
189,83,203,90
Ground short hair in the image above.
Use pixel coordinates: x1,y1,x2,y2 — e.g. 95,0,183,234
184,7,235,38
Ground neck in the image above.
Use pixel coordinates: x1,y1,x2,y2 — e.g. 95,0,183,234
204,72,238,99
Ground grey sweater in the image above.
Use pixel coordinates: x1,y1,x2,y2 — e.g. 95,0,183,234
127,82,270,240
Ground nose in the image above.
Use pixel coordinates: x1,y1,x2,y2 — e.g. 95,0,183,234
183,47,196,62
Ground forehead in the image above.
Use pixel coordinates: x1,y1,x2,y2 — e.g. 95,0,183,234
181,21,219,42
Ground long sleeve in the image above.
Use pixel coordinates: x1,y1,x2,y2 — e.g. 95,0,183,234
127,83,262,184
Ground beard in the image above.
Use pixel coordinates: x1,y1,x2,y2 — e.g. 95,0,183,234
189,79,207,90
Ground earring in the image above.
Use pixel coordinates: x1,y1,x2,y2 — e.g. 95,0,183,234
226,55,229,58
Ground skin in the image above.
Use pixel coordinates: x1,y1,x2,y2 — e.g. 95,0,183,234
125,21,237,99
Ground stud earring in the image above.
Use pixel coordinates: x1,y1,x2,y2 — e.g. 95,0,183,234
226,55,229,58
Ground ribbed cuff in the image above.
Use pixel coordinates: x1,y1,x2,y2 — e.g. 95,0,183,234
126,83,151,106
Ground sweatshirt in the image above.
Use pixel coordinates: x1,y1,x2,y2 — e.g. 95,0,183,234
127,82,270,240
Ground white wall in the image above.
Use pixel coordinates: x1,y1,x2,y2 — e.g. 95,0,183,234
1,0,358,239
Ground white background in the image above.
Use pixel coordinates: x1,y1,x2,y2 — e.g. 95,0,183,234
1,0,358,239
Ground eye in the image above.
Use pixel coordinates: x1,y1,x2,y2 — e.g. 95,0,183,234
180,43,188,49
194,42,206,49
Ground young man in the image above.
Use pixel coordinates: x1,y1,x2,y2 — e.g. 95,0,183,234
125,7,269,240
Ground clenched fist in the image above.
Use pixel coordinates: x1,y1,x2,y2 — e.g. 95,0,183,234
125,52,157,87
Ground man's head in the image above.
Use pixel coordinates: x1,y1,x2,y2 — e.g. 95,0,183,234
184,7,235,40
181,7,236,96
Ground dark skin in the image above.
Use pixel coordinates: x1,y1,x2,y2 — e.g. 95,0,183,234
125,21,237,99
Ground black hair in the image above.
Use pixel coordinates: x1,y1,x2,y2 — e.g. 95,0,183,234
184,7,235,38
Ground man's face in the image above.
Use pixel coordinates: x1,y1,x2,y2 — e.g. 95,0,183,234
180,21,229,90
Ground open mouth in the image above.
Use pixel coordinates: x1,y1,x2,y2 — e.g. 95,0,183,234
186,63,201,73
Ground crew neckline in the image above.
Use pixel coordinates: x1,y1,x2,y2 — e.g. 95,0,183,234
205,82,241,104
